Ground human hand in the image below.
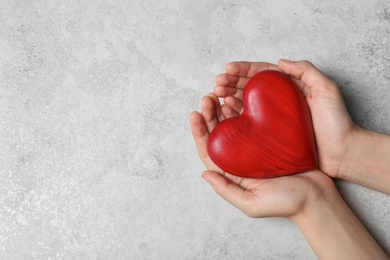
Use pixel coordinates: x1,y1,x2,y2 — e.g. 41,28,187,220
214,60,358,179
190,72,388,258
190,93,334,218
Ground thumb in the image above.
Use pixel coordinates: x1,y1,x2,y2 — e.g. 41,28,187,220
201,171,256,217
278,59,336,91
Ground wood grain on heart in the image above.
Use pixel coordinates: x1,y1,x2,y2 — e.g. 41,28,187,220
207,70,318,178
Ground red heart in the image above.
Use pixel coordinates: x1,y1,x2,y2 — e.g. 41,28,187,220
207,70,317,178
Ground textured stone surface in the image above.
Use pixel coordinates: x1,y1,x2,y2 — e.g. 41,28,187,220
0,0,389,259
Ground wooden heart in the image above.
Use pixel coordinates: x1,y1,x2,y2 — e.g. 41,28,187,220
207,70,317,178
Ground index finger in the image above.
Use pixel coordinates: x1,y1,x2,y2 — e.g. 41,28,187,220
225,61,280,78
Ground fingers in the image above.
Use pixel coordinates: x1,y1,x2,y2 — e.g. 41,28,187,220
215,73,249,89
202,170,257,216
214,62,279,102
278,59,337,95
214,85,243,99
190,112,221,171
223,96,243,115
208,93,225,122
190,112,210,161
190,93,224,171
225,61,280,78
201,94,224,133
221,104,240,119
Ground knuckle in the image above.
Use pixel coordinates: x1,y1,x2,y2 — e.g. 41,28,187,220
299,60,314,68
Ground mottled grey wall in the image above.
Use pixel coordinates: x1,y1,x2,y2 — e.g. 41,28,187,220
1,1,389,259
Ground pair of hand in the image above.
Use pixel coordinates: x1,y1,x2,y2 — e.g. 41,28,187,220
190,59,357,219
190,60,389,259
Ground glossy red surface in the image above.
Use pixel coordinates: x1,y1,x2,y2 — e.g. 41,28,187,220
207,70,318,178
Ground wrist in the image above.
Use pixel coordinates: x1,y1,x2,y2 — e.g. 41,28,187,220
289,177,339,225
288,170,338,223
290,180,388,259
333,125,365,180
336,127,390,194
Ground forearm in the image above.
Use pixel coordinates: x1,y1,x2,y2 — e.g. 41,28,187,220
291,186,388,259
339,128,390,194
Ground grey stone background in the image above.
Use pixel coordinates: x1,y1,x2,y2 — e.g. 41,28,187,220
1,0,389,259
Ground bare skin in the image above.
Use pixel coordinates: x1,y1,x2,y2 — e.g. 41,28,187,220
214,59,390,194
190,60,389,259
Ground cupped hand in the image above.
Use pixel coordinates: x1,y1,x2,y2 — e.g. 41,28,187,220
190,93,335,219
214,60,359,178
